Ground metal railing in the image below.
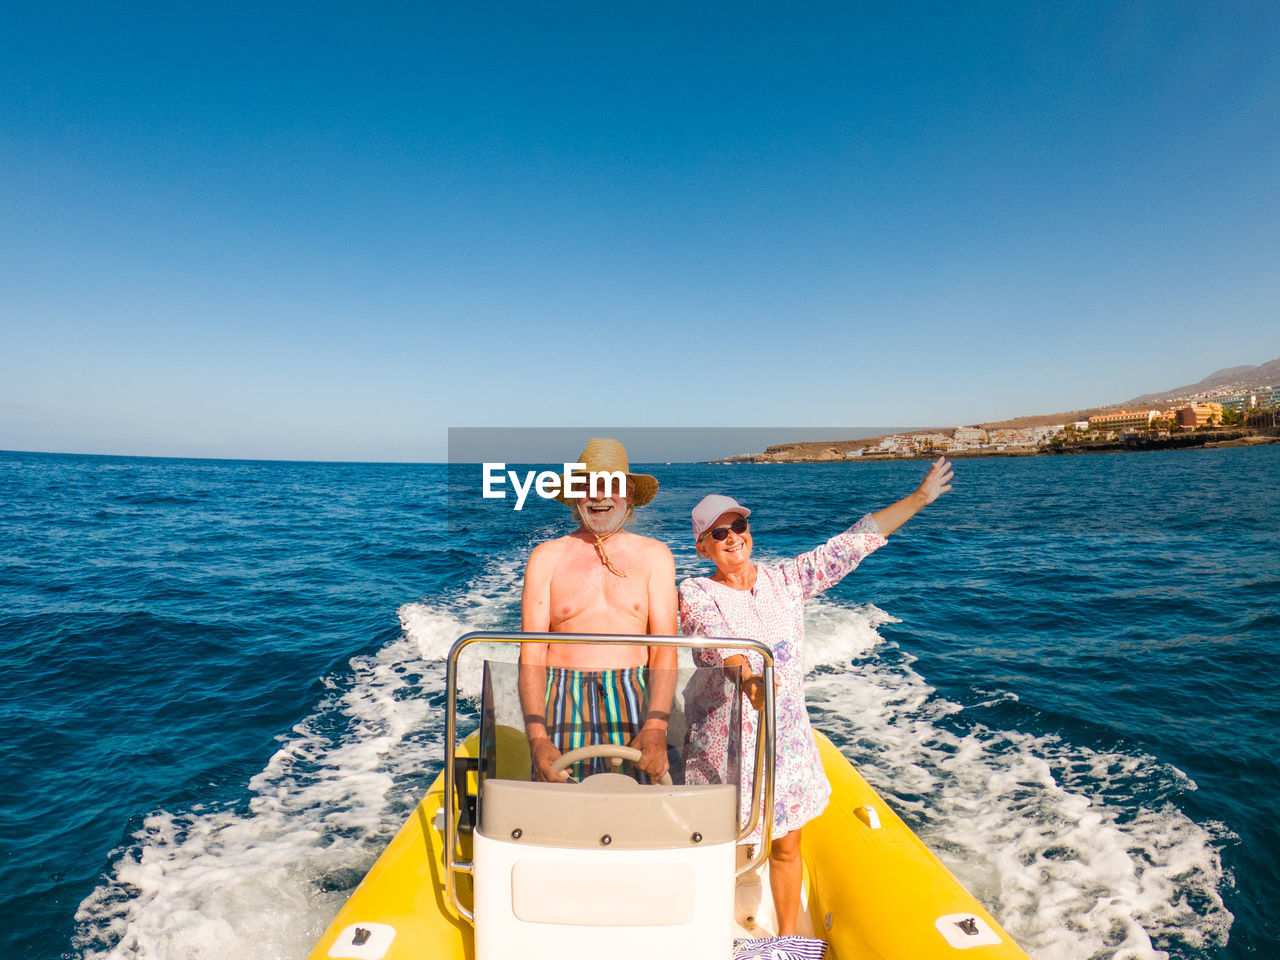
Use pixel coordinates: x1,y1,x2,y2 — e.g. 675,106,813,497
443,631,776,924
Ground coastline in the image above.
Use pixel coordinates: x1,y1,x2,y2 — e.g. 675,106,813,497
716,428,1280,463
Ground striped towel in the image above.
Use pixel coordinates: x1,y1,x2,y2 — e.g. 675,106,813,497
731,936,828,960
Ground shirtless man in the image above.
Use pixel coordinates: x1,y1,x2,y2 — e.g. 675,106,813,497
519,438,677,783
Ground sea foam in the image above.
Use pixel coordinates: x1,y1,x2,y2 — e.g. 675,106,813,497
72,600,481,959
803,599,1232,960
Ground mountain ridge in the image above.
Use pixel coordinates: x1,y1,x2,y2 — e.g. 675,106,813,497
1127,357,1280,406
974,356,1280,430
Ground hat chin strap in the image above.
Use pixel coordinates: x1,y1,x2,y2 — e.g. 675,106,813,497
580,506,629,577
593,531,627,577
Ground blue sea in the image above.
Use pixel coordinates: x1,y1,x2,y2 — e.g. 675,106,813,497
2,447,1277,959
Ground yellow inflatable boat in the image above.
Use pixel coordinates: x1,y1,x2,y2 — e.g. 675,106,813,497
308,632,1030,960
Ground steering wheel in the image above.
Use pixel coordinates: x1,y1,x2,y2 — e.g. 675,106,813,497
549,743,673,786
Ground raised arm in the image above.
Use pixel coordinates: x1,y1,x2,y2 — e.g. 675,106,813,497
871,456,953,536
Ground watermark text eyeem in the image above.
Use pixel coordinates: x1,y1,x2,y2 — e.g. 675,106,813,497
482,462,625,510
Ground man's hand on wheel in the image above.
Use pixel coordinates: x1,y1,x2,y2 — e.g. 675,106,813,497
530,736,568,782
630,726,670,781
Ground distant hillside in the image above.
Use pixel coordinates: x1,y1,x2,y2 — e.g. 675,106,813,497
982,356,1280,430
732,355,1280,460
1127,357,1280,406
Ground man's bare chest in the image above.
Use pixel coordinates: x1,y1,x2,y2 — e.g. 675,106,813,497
548,552,649,612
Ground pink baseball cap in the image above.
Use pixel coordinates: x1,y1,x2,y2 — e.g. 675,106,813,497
691,494,752,541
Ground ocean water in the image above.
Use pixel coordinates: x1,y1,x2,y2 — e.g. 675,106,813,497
1,447,1277,959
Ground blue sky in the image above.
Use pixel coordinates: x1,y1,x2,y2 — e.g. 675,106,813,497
3,3,1278,461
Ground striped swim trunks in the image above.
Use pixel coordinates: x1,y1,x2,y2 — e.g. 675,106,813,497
545,666,648,779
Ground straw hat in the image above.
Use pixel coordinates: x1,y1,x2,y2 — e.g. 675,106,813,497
559,438,659,507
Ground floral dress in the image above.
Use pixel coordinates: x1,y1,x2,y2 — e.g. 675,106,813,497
678,515,886,840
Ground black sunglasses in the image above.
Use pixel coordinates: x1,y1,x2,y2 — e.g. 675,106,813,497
704,517,749,542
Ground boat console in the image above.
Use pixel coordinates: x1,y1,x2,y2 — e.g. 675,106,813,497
444,633,776,960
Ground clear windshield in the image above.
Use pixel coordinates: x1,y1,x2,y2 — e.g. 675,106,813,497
474,658,744,846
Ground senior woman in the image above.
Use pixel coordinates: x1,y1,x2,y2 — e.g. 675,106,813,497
678,457,953,937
